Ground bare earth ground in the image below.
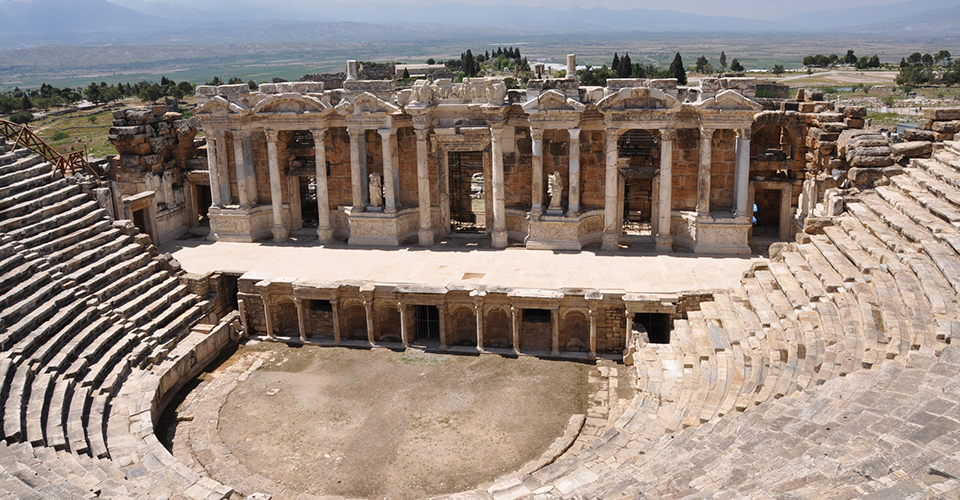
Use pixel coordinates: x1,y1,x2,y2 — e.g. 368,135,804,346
185,342,590,499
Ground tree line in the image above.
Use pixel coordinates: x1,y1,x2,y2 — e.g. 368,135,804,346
896,50,959,87
802,50,880,69
439,46,528,78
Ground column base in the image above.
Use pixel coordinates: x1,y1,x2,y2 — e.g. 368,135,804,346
655,235,673,253
272,225,289,242
601,232,619,251
317,227,334,244
418,229,434,246
492,230,508,249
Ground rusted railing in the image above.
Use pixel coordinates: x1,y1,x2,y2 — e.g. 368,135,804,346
0,119,102,179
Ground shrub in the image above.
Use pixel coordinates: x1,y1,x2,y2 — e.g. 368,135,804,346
755,89,777,98
52,131,69,141
8,111,33,124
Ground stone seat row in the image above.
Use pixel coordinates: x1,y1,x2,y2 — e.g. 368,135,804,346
475,144,960,499
0,149,232,499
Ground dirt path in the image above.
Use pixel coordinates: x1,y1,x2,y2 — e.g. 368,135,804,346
204,344,589,499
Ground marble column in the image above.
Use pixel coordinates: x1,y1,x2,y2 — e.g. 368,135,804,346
530,127,544,217
265,130,288,241
491,125,507,248
233,134,250,208
697,127,715,218
625,312,634,340
438,304,448,351
415,128,434,246
242,131,257,205
657,129,675,252
568,128,581,215
215,130,231,205
263,298,275,339
472,291,485,351
312,129,333,244
205,132,222,207
363,298,374,344
398,303,408,347
330,299,341,343
551,308,560,356
734,128,752,219
379,128,397,214
602,128,620,251
588,304,598,359
391,132,401,208
348,128,364,211
295,297,307,342
510,306,520,352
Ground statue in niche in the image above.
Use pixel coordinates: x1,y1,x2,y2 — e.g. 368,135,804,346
548,171,563,210
369,173,383,208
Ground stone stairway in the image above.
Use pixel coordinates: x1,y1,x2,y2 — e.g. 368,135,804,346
0,147,231,500
472,142,960,499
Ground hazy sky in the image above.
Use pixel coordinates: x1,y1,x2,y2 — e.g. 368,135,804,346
126,0,919,19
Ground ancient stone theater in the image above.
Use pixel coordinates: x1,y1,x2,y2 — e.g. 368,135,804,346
2,52,960,498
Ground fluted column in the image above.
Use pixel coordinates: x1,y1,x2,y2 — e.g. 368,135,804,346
265,130,287,241
233,134,250,208
588,304,598,359
415,127,433,246
602,127,620,251
530,127,544,217
697,127,715,218
568,128,581,215
215,130,231,205
398,303,408,347
472,291,485,351
379,128,397,214
205,132,222,207
242,131,258,205
551,307,560,356
363,298,374,344
312,129,333,244
438,304,448,351
348,128,364,211
657,129,675,252
491,125,507,248
510,306,520,352
734,128,752,219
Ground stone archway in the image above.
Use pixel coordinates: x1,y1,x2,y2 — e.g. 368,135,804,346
484,307,511,349
447,306,477,347
560,310,590,353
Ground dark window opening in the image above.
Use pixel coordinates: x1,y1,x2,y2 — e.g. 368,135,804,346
753,189,781,238
132,208,147,235
416,305,440,340
196,185,211,225
449,151,486,233
310,300,333,312
522,309,551,323
222,273,240,311
635,312,671,344
299,176,319,228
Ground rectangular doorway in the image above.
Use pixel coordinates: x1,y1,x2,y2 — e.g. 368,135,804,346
449,151,486,233
415,305,440,340
753,188,781,238
634,312,672,344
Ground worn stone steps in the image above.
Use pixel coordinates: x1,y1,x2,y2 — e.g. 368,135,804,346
889,172,960,225
0,181,79,221
16,207,108,251
876,183,957,235
0,156,46,186
0,162,53,201
0,193,90,235
46,227,124,269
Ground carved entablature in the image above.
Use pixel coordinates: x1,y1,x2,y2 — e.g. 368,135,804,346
694,90,762,130
597,87,682,113
252,93,331,116
402,78,507,109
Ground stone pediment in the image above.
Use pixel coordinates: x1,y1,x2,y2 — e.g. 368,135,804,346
252,93,330,115
404,78,507,108
194,96,246,116
696,90,762,112
596,87,681,112
522,90,586,114
335,92,401,116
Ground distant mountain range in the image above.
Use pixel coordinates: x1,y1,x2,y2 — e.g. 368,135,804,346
1,0,959,47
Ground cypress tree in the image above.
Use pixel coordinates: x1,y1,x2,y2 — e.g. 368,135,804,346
669,52,687,85
620,53,632,78
612,52,620,75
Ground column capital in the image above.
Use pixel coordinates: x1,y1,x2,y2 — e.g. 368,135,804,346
659,128,677,142
311,129,326,142
347,128,363,140
437,303,447,313
605,127,620,142
378,128,394,139
265,129,280,143
490,125,504,139
738,128,753,140
330,298,339,306
699,126,716,138
530,127,544,141
214,129,226,139
294,297,303,305
414,128,430,141
568,127,581,141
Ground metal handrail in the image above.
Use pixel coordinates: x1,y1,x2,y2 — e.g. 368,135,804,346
0,119,102,179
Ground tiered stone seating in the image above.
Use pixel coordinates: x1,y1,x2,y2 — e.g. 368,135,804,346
0,147,232,499
477,143,960,499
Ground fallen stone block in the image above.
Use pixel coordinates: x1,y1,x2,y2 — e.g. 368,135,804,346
903,129,935,142
843,106,867,118
923,108,960,120
845,117,865,129
890,141,933,158
848,167,886,186
932,120,960,134
847,146,891,163
850,155,894,168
